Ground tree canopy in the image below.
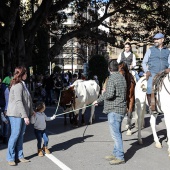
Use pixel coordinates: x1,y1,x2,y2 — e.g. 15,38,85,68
0,0,169,73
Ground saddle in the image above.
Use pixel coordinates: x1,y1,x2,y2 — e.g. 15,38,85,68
151,71,168,111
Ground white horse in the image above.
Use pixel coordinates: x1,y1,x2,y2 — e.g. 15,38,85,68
135,74,170,157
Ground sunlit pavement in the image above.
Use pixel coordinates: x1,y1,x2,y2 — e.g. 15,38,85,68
0,105,169,170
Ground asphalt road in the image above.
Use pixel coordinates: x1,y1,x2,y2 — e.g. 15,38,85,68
0,104,169,170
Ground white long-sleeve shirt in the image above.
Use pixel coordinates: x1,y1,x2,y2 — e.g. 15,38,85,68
31,112,55,130
117,51,136,67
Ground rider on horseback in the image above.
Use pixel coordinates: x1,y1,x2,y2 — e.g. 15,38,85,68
142,33,170,113
117,42,140,82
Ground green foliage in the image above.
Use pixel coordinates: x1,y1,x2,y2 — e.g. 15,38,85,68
88,55,108,89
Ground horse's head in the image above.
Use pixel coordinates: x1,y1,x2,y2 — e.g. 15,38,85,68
118,61,129,75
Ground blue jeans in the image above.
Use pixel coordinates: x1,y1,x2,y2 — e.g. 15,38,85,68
34,129,49,149
147,73,156,94
108,112,125,161
7,117,26,161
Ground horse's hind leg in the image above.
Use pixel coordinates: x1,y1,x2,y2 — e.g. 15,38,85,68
126,112,133,136
150,114,162,148
163,110,170,156
81,108,86,125
89,105,95,125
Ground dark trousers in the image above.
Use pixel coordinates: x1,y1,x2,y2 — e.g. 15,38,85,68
34,129,49,149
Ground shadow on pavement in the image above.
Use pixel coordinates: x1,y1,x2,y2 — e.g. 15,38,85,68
124,129,167,162
51,135,94,152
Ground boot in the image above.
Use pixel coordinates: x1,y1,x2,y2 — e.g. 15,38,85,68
151,92,156,111
147,94,157,114
38,149,44,157
146,94,151,107
42,146,50,154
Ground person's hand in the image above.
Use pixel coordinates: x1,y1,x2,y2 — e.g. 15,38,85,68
5,120,8,124
102,88,106,95
92,100,98,106
32,111,36,116
130,65,133,70
4,111,7,116
164,68,170,73
145,71,151,80
51,115,57,120
24,117,30,125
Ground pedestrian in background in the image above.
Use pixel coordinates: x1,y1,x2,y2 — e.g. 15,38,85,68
3,72,13,86
6,66,35,166
93,59,127,165
0,82,10,144
31,102,56,157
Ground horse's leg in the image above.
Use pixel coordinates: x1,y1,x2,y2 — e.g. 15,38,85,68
81,108,86,125
141,103,146,129
163,110,170,156
69,111,74,124
126,112,133,136
126,95,134,136
64,113,67,125
73,111,79,127
137,101,145,144
150,114,162,148
89,105,95,125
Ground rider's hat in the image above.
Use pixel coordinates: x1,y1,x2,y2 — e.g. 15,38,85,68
153,33,164,39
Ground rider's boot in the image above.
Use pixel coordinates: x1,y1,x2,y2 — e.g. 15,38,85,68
147,94,157,114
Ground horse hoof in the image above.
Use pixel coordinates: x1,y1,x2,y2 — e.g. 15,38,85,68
89,122,92,125
155,143,162,149
126,130,132,136
138,140,143,145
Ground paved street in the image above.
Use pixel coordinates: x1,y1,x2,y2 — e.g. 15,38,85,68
0,104,169,170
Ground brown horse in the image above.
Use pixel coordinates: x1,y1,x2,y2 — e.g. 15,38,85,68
118,61,136,135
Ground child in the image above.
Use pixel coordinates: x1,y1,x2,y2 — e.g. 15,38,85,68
31,102,56,157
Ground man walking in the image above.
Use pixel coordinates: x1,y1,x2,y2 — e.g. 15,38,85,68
93,59,127,165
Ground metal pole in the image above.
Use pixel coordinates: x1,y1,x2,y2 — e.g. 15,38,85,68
71,12,74,74
71,38,74,74
95,0,98,55
49,25,52,75
86,46,89,64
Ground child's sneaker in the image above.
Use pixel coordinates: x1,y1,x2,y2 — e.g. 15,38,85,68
38,149,44,157
42,146,50,154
